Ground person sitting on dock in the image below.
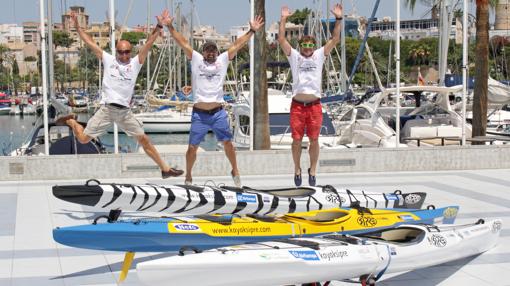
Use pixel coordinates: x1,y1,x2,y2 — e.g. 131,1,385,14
162,13,264,187
278,4,343,186
55,9,184,179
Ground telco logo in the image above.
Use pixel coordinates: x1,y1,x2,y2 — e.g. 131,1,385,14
174,223,201,231
237,193,257,203
386,194,398,201
289,250,320,261
400,215,414,221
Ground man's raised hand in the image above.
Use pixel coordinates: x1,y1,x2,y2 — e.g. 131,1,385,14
250,15,264,32
281,6,293,19
156,9,170,27
70,11,79,27
331,3,343,19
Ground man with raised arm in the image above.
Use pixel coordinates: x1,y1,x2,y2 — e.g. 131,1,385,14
162,14,264,187
279,4,343,187
56,9,184,179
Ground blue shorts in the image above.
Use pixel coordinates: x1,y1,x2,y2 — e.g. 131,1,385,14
189,109,233,146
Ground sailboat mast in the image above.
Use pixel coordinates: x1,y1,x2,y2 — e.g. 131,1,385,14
340,0,347,92
47,0,55,99
39,0,50,155
395,0,401,147
168,0,173,94
146,0,151,93
461,0,469,145
110,0,119,154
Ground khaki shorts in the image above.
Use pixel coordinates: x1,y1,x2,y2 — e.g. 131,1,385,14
84,105,145,138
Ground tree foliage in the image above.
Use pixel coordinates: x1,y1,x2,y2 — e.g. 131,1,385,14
53,31,75,48
121,32,146,46
288,8,311,25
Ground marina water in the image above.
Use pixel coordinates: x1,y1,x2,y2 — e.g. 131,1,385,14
0,114,218,155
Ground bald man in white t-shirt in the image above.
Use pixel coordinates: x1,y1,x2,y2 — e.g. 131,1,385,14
55,10,184,179
279,4,343,186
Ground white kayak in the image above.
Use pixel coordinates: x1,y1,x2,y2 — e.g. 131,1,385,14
136,219,502,286
53,180,426,216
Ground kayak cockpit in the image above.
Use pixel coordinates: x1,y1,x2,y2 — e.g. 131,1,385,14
222,186,318,198
357,227,426,244
284,209,350,223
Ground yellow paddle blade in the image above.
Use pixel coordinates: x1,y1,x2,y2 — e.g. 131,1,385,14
118,252,135,283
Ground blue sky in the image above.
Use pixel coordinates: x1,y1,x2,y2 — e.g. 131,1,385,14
3,0,474,33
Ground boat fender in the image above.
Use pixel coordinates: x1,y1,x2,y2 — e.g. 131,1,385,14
85,179,101,186
178,246,202,256
427,205,436,210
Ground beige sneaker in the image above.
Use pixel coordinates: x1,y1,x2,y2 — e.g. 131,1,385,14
231,170,241,188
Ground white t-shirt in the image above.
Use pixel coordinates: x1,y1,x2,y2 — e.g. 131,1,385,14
288,47,325,98
191,50,229,103
100,51,143,107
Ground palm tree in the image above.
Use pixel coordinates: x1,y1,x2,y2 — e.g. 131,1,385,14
253,0,270,150
405,0,441,19
472,0,492,140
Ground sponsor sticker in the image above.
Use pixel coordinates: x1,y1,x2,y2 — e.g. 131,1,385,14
259,252,289,260
289,250,320,261
357,216,377,227
443,207,458,219
237,193,257,203
404,194,422,204
325,193,340,204
318,250,348,261
399,215,414,221
429,234,447,247
491,221,502,233
173,223,201,231
386,194,398,201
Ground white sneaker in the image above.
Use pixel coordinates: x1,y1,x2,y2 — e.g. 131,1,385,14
231,170,241,188
184,179,192,185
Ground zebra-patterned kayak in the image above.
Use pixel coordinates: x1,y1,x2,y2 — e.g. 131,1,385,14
136,219,501,286
52,180,426,216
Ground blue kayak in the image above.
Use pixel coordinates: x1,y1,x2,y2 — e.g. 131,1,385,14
53,206,458,253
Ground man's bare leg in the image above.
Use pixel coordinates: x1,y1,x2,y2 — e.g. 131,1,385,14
308,138,320,176
291,139,303,175
223,141,239,176
136,134,172,172
66,119,93,144
185,144,200,183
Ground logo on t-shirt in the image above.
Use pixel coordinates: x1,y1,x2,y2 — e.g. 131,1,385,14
198,62,222,81
109,63,134,82
299,62,318,73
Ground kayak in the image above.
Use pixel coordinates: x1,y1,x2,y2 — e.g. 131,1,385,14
52,180,427,216
52,206,457,253
136,218,501,286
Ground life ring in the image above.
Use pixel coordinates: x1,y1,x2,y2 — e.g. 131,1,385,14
182,86,192,95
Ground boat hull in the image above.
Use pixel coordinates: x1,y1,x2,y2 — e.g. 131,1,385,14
52,206,457,252
52,182,427,216
136,219,501,286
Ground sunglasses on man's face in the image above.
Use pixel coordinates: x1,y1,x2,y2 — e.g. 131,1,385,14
117,50,131,55
300,43,315,48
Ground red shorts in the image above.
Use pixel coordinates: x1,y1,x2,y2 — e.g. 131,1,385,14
290,100,323,140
